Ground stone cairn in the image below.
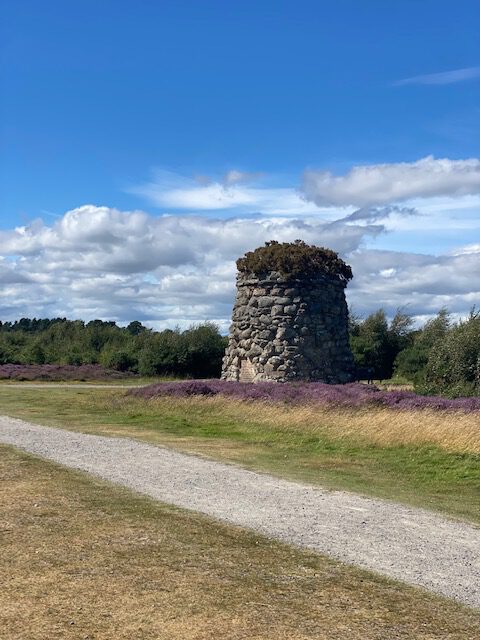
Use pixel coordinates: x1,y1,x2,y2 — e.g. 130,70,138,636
221,240,355,383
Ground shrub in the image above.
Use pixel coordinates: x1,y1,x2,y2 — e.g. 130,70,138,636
236,240,353,282
128,379,480,411
100,349,138,372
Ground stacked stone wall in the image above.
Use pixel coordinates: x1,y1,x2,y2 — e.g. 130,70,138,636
221,270,354,383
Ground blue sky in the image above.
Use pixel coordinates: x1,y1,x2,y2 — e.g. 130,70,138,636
0,0,479,328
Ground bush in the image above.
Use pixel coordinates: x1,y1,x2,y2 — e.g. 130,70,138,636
100,349,138,372
128,379,480,411
237,240,353,282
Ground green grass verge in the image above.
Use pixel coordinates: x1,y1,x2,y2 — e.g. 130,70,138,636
0,385,479,525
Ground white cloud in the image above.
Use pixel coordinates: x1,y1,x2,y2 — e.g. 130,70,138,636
302,156,480,207
346,247,480,320
128,169,336,216
0,204,478,330
450,243,480,256
393,66,480,86
341,205,417,224
0,205,381,328
222,170,263,185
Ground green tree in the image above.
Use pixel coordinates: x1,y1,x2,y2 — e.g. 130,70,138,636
100,348,138,372
0,335,16,364
22,341,46,365
394,308,450,384
350,310,391,379
0,316,228,380
422,309,480,396
182,323,227,378
137,329,185,376
350,308,415,381
126,320,147,336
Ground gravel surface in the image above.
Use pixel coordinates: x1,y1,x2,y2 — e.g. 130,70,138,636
1,415,479,609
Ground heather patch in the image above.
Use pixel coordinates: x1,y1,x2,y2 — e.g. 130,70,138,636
129,379,480,412
0,364,135,381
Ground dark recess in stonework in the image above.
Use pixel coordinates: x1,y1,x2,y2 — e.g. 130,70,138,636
221,240,355,383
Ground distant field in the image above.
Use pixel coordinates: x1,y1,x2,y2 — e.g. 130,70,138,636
2,445,479,639
1,383,479,524
0,364,178,386
0,364,136,381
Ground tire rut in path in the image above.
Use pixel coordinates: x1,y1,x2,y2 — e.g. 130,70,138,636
1,415,479,609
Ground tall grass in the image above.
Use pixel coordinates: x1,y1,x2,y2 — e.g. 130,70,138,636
131,395,480,454
127,380,480,454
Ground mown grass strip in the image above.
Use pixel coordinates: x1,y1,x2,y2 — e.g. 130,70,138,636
1,444,479,639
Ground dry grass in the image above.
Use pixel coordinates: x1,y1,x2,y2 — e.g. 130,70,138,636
1,444,480,640
122,395,480,454
230,401,480,454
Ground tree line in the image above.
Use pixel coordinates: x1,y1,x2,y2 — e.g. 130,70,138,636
0,319,227,379
349,307,479,397
0,309,478,396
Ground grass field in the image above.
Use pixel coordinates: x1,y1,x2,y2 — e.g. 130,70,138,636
1,384,479,525
2,444,479,639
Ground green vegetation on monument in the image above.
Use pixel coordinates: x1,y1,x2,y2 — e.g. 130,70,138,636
236,240,353,282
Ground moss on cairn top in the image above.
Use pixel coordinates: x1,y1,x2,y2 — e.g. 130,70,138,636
236,240,353,283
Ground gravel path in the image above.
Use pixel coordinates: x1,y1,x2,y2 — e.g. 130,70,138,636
1,415,479,609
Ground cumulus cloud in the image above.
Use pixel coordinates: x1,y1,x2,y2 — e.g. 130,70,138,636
393,66,480,87
0,204,382,329
450,243,480,256
347,247,480,321
0,259,31,285
302,156,480,207
0,204,478,329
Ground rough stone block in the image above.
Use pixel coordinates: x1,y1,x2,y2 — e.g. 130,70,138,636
268,356,283,369
276,326,294,340
258,296,275,308
271,305,284,316
258,329,274,340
